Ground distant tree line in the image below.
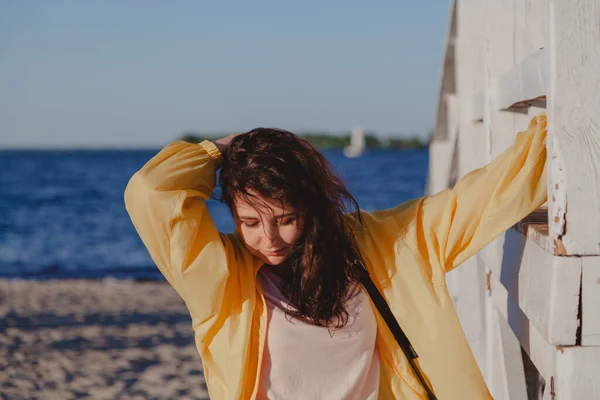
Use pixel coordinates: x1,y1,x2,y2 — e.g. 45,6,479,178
179,130,431,150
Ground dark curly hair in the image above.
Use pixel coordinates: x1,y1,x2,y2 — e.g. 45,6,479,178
218,128,364,329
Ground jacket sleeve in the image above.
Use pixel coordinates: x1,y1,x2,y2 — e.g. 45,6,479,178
363,114,548,276
124,140,232,326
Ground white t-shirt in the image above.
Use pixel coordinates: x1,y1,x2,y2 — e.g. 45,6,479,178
256,267,380,400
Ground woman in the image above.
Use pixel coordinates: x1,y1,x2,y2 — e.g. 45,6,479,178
124,115,547,399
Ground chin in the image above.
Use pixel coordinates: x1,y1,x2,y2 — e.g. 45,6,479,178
262,254,287,266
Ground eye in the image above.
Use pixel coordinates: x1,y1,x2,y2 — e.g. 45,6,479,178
281,218,296,226
243,221,259,228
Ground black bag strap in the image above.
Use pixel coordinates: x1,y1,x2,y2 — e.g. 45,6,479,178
357,260,438,400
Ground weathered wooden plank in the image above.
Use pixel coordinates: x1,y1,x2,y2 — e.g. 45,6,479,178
490,274,556,380
448,7,487,371
456,0,485,100
427,94,458,196
500,228,581,345
514,0,546,64
446,255,489,375
517,243,581,346
471,90,485,123
548,0,600,255
491,48,548,113
582,256,600,346
456,0,487,175
528,106,547,119
478,236,505,281
484,0,516,79
555,346,600,398
497,311,528,400
486,309,513,400
486,302,505,397
426,139,452,196
483,0,522,160
477,239,507,388
433,0,457,141
514,208,555,254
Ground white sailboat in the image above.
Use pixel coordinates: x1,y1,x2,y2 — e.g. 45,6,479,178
343,126,366,158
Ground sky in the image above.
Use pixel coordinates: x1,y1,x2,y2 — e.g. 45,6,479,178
1,1,452,149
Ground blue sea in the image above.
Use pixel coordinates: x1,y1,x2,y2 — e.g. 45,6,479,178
0,148,428,281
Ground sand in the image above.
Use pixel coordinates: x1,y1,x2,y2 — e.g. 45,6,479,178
0,279,209,400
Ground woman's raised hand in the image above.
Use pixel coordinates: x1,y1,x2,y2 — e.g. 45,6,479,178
214,134,239,157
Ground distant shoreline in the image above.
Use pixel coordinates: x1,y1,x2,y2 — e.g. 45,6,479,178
0,133,431,151
180,133,431,150
0,142,430,151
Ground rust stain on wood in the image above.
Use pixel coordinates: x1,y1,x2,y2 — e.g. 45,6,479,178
554,238,567,255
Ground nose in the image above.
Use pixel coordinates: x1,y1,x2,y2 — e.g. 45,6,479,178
261,222,281,247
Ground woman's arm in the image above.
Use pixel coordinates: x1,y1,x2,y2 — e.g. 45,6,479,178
124,138,234,325
362,114,548,275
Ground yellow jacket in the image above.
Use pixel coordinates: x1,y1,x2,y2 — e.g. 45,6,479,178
124,115,547,399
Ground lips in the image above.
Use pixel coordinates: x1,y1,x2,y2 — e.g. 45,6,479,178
263,248,286,256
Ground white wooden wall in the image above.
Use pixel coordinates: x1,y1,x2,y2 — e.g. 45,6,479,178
429,0,600,398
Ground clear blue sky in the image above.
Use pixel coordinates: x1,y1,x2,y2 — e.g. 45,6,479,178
1,1,451,148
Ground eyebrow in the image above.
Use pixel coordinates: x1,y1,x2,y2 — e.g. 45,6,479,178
237,212,297,220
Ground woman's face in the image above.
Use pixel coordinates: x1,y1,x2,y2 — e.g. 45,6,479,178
233,192,303,266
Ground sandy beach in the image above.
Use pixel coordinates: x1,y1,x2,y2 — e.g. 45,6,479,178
0,279,209,400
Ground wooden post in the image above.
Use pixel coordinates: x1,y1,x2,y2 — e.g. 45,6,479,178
448,0,490,377
434,1,600,398
548,0,600,256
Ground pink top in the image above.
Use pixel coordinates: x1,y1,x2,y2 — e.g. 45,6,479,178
256,267,380,400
